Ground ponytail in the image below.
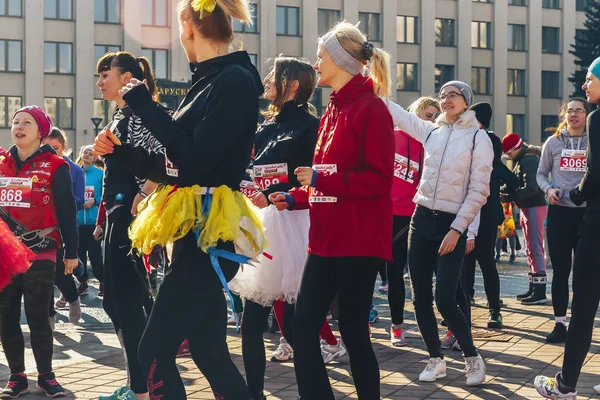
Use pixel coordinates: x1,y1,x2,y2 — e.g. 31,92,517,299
368,48,391,99
178,0,252,44
136,56,158,100
98,51,161,101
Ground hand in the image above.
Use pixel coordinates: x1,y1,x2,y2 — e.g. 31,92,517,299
466,239,475,254
131,193,145,216
64,258,78,275
294,167,314,186
92,129,118,156
118,78,149,98
439,230,460,256
546,188,561,205
83,199,95,209
250,191,268,209
268,192,289,211
93,225,103,241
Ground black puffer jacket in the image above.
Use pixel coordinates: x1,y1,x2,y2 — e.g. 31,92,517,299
571,108,600,221
253,101,319,198
503,143,547,209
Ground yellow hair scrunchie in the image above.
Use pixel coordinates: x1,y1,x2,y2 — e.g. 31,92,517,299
191,0,216,19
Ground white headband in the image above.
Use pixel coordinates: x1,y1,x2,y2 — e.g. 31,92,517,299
321,31,364,76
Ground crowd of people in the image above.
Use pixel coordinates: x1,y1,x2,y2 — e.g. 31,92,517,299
0,0,598,399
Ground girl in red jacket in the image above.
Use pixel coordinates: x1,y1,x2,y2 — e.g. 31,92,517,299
270,21,395,400
388,97,439,347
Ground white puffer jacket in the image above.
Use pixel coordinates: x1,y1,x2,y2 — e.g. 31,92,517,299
386,101,493,233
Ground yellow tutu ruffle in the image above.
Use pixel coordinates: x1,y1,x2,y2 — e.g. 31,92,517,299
129,185,266,257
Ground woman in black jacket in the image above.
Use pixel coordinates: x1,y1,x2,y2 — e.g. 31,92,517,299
93,0,264,398
534,56,600,399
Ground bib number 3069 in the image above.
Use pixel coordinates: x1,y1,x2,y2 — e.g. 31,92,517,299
560,149,587,172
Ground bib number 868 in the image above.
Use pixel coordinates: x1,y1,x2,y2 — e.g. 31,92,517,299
0,189,23,202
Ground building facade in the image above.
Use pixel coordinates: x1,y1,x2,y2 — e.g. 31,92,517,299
0,0,593,149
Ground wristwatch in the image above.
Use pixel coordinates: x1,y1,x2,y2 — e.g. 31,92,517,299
450,227,463,235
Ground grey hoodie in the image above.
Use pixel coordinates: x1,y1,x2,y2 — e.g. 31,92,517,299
536,129,587,208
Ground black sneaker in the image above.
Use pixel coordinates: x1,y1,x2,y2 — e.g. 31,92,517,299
487,310,503,329
36,372,65,398
546,323,567,344
0,374,29,398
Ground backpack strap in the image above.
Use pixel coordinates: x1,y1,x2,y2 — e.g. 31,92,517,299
425,127,440,144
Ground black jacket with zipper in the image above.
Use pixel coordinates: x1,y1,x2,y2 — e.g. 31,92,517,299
503,143,547,209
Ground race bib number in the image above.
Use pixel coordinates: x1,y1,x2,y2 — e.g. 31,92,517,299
309,164,337,203
165,155,179,177
560,149,587,172
253,163,289,190
240,180,258,198
85,186,95,201
394,153,420,184
0,177,32,208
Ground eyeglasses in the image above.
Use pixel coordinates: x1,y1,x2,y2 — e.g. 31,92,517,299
438,92,464,102
566,109,586,115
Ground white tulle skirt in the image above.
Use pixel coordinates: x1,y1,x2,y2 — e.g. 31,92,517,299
229,205,309,306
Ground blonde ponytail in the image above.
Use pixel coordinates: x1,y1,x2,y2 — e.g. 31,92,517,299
368,48,391,99
178,0,252,43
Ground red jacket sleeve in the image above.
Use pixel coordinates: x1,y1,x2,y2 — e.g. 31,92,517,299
316,102,394,198
288,185,310,210
96,200,107,226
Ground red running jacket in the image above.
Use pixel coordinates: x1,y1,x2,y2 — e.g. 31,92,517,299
392,129,423,217
289,74,394,261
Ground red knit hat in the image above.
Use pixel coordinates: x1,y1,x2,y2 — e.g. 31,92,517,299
13,106,53,139
502,133,523,154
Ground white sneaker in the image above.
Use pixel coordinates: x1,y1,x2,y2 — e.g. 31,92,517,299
419,357,446,382
270,337,293,362
440,331,456,350
534,374,577,399
452,340,462,352
594,384,600,394
465,354,486,386
69,299,82,323
390,325,407,347
320,339,347,364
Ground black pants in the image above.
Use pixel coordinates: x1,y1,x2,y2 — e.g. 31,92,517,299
242,299,295,398
103,205,152,394
462,216,501,312
293,254,380,400
561,219,600,388
0,260,55,373
48,246,79,317
138,234,248,399
408,206,477,358
77,225,104,284
547,205,585,318
388,215,410,325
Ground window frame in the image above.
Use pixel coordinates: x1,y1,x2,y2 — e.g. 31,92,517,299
507,69,526,96
0,0,22,17
508,24,527,52
44,0,74,21
473,0,492,2
471,21,492,49
542,26,561,54
44,97,74,129
0,95,22,128
0,39,23,72
541,115,559,141
542,70,561,99
472,66,492,95
141,48,169,80
141,0,168,27
44,41,73,75
233,3,258,33
276,6,301,37
94,44,122,75
542,0,560,9
358,12,381,42
435,18,456,47
507,114,526,139
397,15,419,44
435,64,455,92
318,9,341,36
396,62,419,92
94,0,121,24
576,0,590,11
508,0,527,5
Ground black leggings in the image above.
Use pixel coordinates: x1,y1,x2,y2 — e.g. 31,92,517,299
0,260,55,374
242,299,294,398
408,206,477,358
49,247,78,318
103,205,153,394
387,215,410,325
561,219,600,388
546,205,585,318
77,225,104,284
293,254,381,400
138,234,248,399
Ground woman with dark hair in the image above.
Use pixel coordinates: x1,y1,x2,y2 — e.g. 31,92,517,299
92,0,265,398
93,51,164,400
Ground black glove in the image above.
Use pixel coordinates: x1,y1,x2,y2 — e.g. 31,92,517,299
569,187,586,206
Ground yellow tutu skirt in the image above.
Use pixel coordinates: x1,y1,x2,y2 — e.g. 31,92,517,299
129,185,266,258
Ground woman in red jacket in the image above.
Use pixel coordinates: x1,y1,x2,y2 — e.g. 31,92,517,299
270,21,394,399
388,97,440,347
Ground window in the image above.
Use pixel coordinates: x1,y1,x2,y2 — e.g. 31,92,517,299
233,3,258,33
141,0,167,26
506,114,526,138
577,0,590,11
542,71,560,98
0,96,21,128
248,53,258,67
473,0,492,2
508,69,526,96
0,40,22,72
542,27,560,54
508,24,526,51
541,115,559,141
44,42,72,74
44,98,73,129
435,65,455,91
0,0,22,17
94,0,120,23
44,0,72,20
93,99,114,128
141,48,168,80
508,0,527,5
472,21,491,49
542,0,560,8
359,13,381,41
318,9,340,36
276,6,300,36
472,67,491,95
397,63,418,91
397,16,418,44
575,29,586,48
435,19,455,47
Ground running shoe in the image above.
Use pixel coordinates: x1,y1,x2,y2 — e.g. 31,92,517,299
0,374,29,399
390,325,407,347
320,339,347,364
465,355,486,386
378,282,389,293
419,358,446,382
546,323,567,344
76,282,89,296
36,372,65,398
69,300,82,323
534,373,577,399
177,339,191,358
55,296,67,309
440,331,456,350
98,386,129,400
488,310,503,329
509,254,516,264
270,337,293,362
227,312,243,326
368,306,379,323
